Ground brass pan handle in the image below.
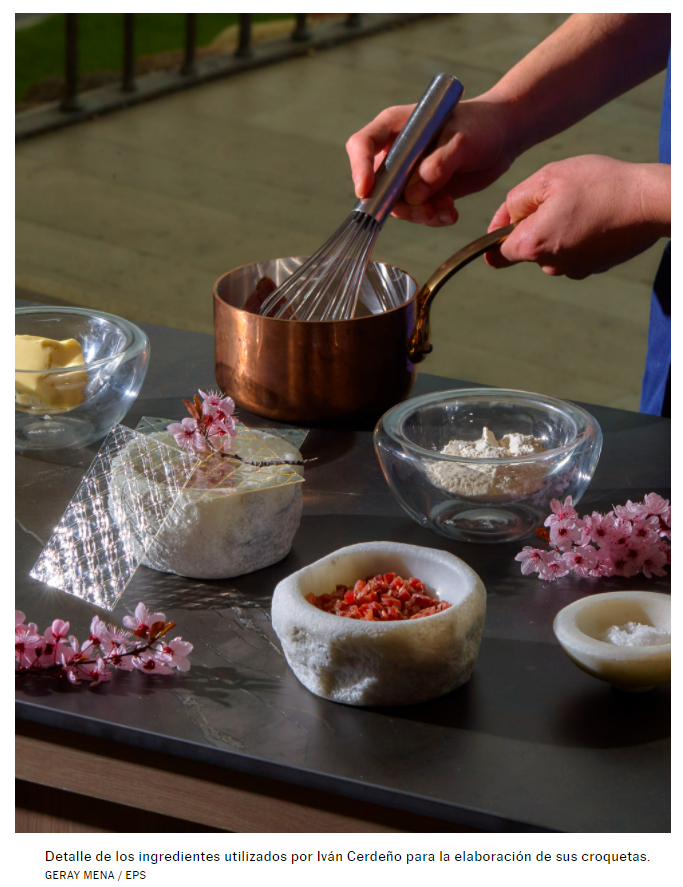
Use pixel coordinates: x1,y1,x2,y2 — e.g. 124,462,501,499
407,223,515,364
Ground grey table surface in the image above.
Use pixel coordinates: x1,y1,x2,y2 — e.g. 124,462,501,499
15,313,671,833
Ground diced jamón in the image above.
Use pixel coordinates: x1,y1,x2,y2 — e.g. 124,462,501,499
306,573,450,621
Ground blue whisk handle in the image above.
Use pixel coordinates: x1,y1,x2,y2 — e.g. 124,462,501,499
353,72,464,224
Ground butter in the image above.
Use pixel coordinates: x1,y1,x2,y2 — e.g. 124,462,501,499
15,335,88,408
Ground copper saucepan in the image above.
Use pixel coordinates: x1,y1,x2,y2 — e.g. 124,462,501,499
213,224,514,425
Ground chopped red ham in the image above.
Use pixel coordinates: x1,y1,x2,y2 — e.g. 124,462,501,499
305,573,450,621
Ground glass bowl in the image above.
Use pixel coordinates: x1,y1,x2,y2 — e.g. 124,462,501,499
15,306,149,451
374,388,602,544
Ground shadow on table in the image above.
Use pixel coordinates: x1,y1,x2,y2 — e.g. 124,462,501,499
16,659,279,706
168,664,281,705
376,637,670,750
15,668,159,699
123,568,261,611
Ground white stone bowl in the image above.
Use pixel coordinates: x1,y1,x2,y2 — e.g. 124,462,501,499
553,591,671,692
271,541,486,706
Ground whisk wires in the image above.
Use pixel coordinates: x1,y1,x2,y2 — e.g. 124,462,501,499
259,212,387,321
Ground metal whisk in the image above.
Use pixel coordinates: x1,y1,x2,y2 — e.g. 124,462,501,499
259,73,464,322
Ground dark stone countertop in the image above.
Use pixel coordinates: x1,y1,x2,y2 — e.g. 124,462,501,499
15,311,671,833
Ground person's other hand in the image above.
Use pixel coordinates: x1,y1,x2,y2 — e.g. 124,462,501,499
486,155,668,278
346,93,518,226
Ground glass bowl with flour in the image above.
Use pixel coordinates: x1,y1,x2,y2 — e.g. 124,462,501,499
375,388,602,543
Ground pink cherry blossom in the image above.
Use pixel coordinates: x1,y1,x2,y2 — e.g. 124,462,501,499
613,500,641,521
65,634,81,657
515,493,670,582
48,619,70,642
618,539,649,569
514,547,546,576
544,496,578,526
199,390,238,440
81,616,112,654
108,626,131,650
123,603,166,638
630,516,660,547
106,645,135,670
637,492,669,517
549,518,582,552
132,650,173,675
203,411,229,436
59,638,85,683
158,637,193,672
576,515,593,546
561,546,598,577
37,620,71,667
659,540,671,564
538,550,571,581
60,639,84,682
641,546,668,578
83,657,111,685
588,554,616,578
167,417,207,454
586,512,617,548
604,517,633,550
15,602,191,686
63,663,83,685
62,653,111,686
199,389,235,421
610,552,640,578
15,616,41,667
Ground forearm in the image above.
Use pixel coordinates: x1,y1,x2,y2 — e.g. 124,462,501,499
639,163,671,237
484,13,670,156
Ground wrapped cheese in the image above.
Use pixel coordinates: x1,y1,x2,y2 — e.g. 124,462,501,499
110,424,304,580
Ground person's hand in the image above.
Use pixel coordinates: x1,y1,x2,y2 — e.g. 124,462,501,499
486,155,670,278
346,92,519,226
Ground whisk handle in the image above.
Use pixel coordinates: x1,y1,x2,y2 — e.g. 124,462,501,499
353,72,464,224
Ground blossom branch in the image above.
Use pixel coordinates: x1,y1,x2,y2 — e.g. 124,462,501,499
516,493,670,582
168,388,314,466
15,604,192,686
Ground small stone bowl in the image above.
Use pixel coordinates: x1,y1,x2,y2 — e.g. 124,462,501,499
271,541,486,707
553,591,671,692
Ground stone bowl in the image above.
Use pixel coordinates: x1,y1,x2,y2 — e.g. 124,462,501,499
271,541,486,706
553,591,671,692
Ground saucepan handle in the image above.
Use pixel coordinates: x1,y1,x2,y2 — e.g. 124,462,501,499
407,223,516,364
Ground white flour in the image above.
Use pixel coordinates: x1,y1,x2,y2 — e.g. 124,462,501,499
426,426,548,498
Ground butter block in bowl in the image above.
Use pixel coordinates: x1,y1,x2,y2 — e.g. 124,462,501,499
15,306,149,451
15,334,88,409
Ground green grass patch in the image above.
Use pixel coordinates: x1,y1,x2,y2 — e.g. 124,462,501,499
16,13,294,102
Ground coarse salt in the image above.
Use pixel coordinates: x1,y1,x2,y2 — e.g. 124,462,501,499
604,622,670,647
426,426,548,498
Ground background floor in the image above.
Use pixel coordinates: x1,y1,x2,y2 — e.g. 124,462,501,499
15,13,667,410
